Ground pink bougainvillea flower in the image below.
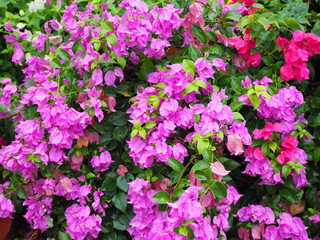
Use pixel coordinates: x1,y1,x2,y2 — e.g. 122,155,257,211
91,151,114,172
116,164,129,177
226,134,244,155
211,161,230,177
0,195,15,218
92,69,103,86
70,154,83,171
104,70,116,87
253,122,284,140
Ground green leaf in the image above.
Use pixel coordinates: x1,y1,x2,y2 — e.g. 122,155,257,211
17,188,27,200
224,10,242,21
185,83,199,94
86,173,96,179
58,231,72,240
173,188,185,197
0,0,10,7
106,33,117,45
112,193,127,213
249,94,261,110
282,165,292,178
188,45,202,61
237,15,251,28
107,111,128,126
192,24,207,44
257,16,269,31
101,172,117,191
211,181,227,200
191,160,210,172
202,148,212,163
280,187,303,203
168,158,184,172
151,190,170,204
101,20,114,32
117,57,126,68
137,60,156,81
262,143,270,157
194,80,206,88
222,159,241,171
50,58,62,68
206,31,218,42
0,104,8,114
72,38,84,54
139,128,146,139
314,147,320,164
284,18,304,31
117,176,129,192
113,215,130,231
99,21,114,38
145,121,156,130
182,59,196,74
262,56,274,66
233,112,244,120
58,49,70,61
113,126,128,141
209,45,223,57
269,142,277,152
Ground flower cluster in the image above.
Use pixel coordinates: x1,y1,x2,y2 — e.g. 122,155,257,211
0,0,319,239
237,206,309,240
277,30,320,82
65,204,102,240
229,29,261,71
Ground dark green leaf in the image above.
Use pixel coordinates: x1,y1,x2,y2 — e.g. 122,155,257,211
314,147,320,164
137,60,156,81
192,24,207,44
188,45,202,61
107,111,128,126
168,158,184,172
151,191,170,204
191,160,210,172
223,159,241,171
173,188,185,197
113,215,130,231
58,49,70,61
0,104,8,114
206,31,218,42
262,56,274,66
101,172,117,191
58,231,72,240
117,176,129,192
17,187,27,200
72,38,84,54
202,148,212,163
112,193,127,213
113,126,128,141
211,181,227,200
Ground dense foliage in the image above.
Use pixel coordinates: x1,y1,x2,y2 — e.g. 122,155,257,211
1,0,320,239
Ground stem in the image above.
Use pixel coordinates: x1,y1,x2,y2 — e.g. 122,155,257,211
173,157,196,190
0,112,19,120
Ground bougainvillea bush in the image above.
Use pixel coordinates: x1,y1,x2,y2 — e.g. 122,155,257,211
1,0,320,239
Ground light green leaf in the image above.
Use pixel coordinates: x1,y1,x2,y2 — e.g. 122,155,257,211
182,59,196,75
